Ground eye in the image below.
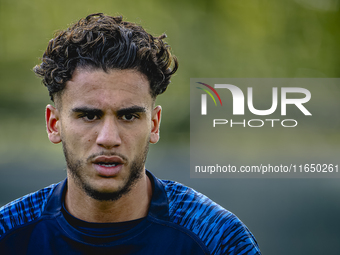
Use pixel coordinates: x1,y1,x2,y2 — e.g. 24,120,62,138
121,114,138,121
81,112,99,121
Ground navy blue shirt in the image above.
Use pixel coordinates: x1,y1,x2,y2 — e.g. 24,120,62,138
0,171,261,254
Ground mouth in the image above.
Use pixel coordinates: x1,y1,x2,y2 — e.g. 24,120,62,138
92,155,126,177
96,163,120,167
92,155,125,164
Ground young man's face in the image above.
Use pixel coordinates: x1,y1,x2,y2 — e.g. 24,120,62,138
46,68,161,201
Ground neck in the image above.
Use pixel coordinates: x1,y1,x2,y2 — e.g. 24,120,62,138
64,171,152,223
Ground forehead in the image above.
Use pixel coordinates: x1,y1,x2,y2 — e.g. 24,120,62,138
59,68,153,110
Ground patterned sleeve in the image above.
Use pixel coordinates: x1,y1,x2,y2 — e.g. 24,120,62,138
163,180,261,255
0,184,57,238
217,216,261,254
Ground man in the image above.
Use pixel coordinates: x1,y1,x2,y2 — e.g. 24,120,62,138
0,13,261,254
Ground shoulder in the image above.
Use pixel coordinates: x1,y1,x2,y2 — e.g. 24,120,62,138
160,179,261,255
0,183,59,238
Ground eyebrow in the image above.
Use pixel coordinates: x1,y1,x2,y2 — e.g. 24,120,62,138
116,106,146,116
71,106,146,115
72,107,103,115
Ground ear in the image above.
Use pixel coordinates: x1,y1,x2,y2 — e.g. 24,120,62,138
150,105,162,144
46,104,62,144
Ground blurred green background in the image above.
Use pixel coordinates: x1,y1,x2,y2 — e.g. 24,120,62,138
1,0,340,254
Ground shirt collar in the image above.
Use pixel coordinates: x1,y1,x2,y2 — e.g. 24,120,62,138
43,170,170,221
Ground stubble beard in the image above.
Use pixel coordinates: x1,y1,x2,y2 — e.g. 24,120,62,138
62,142,149,202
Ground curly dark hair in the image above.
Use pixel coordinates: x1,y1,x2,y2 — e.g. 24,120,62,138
33,13,178,101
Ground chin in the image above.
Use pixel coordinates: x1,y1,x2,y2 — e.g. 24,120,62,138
83,184,128,201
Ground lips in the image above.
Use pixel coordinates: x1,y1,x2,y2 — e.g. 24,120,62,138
92,156,126,177
96,163,119,167
93,155,125,164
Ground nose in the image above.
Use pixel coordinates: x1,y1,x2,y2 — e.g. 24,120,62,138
96,117,121,149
